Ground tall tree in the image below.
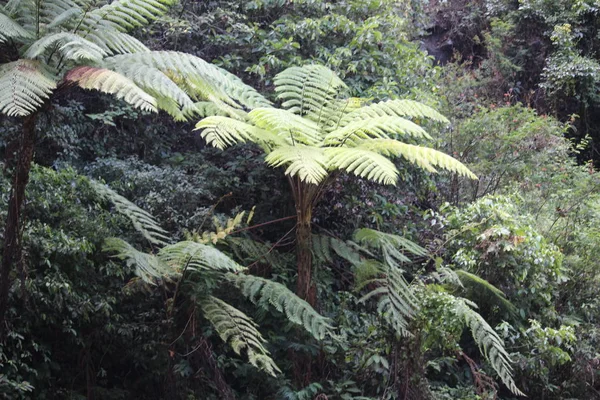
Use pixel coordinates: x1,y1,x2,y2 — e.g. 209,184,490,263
0,0,268,328
196,64,476,304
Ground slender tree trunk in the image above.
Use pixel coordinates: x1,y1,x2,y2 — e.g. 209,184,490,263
0,114,36,332
296,206,316,305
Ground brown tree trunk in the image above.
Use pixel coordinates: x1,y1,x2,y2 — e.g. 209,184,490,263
296,206,316,306
0,114,36,332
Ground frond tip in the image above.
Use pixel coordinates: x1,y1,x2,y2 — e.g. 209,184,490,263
201,296,281,376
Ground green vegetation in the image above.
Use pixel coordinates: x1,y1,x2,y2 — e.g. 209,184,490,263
1,0,600,398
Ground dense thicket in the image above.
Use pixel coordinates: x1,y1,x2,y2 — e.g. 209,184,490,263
1,0,600,399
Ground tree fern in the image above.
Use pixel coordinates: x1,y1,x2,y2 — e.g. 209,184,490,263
226,273,333,340
455,269,517,318
24,32,106,61
200,296,280,376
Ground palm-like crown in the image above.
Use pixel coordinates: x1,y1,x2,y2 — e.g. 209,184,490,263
0,0,269,119
196,65,477,185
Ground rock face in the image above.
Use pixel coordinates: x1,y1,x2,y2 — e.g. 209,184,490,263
421,27,455,65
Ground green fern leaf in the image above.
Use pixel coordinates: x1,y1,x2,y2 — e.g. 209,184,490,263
196,116,286,150
345,99,450,124
274,64,348,125
265,145,328,185
325,147,399,185
91,180,168,245
201,296,281,376
0,60,57,116
227,273,334,340
65,66,157,112
158,241,245,273
453,297,524,396
0,11,32,42
25,32,106,62
103,237,174,283
249,108,323,146
325,115,432,146
356,139,477,179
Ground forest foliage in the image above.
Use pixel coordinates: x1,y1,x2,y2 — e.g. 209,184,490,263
1,0,600,399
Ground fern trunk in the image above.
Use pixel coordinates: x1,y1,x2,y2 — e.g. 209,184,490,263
296,207,315,305
0,113,36,331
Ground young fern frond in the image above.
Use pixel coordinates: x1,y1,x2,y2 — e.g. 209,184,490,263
356,139,477,179
65,66,158,112
91,180,169,245
103,237,174,283
343,99,450,125
226,273,334,340
200,296,281,376
0,60,57,117
158,241,245,273
266,145,328,185
452,297,524,396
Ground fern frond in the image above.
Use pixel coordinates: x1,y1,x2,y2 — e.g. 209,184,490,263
452,297,524,396
91,180,168,245
0,12,32,43
201,296,280,376
46,7,82,30
103,237,173,283
225,236,291,270
0,60,57,116
87,0,176,32
274,64,348,124
356,139,477,179
249,108,323,146
85,30,149,55
102,51,270,110
312,234,362,265
226,273,334,340
106,62,195,112
325,147,399,185
158,241,245,273
455,270,517,317
324,116,432,146
354,228,427,263
65,66,157,112
196,116,286,150
344,99,450,125
358,265,418,337
265,145,328,185
25,32,106,62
